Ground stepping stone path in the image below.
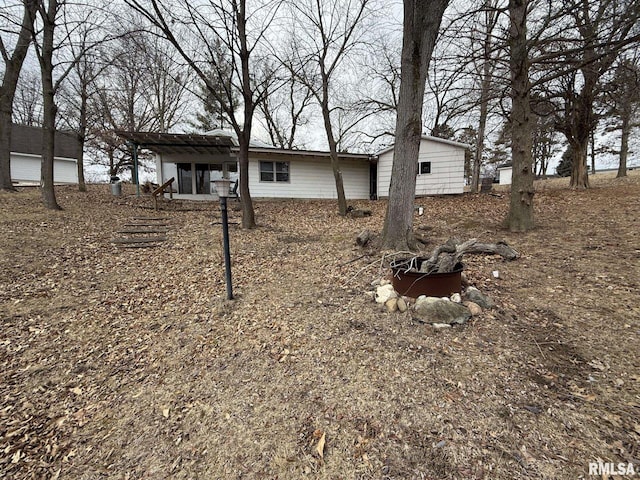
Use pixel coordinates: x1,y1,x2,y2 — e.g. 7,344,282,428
111,216,171,248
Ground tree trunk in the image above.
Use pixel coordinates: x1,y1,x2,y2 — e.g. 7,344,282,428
569,139,589,189
472,78,489,193
566,64,598,189
77,138,86,191
471,6,496,194
505,0,534,232
381,0,448,251
77,82,88,192
39,0,61,210
617,116,629,178
0,109,15,191
237,0,256,229
237,134,256,229
590,129,596,175
0,0,38,191
320,82,348,216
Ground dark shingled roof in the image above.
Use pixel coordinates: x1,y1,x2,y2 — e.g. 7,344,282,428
11,124,81,159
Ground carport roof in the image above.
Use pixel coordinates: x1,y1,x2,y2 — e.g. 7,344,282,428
116,131,236,155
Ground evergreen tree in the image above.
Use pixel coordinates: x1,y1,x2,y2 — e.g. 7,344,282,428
430,123,455,139
189,68,236,132
556,145,573,177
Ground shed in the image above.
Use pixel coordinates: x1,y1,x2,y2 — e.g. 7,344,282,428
10,124,80,184
375,136,468,197
497,163,513,185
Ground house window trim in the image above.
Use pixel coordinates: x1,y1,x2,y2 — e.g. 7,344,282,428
259,160,290,183
419,161,432,175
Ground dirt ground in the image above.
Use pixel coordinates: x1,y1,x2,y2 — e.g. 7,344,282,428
1,172,639,479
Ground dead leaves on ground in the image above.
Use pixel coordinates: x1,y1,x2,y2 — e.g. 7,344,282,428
2,178,640,479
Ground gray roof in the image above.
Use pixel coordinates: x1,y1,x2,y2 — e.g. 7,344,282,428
11,124,81,159
117,130,372,161
376,135,472,156
116,131,235,155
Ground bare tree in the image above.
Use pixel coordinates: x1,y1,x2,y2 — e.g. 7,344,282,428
13,69,43,126
29,0,107,208
256,62,313,149
469,0,501,193
546,0,640,188
127,0,283,229
0,0,38,191
57,13,113,192
32,0,64,209
604,55,640,177
88,32,187,178
381,0,449,250
504,0,534,231
285,0,374,216
425,56,472,138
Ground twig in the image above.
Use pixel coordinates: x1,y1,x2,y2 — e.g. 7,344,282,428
340,254,366,267
532,338,546,360
343,251,416,286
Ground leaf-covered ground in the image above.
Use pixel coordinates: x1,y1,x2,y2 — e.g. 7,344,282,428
1,172,639,479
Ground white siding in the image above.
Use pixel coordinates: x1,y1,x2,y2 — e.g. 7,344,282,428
162,161,178,185
498,166,512,185
10,153,78,183
249,156,370,199
377,138,465,197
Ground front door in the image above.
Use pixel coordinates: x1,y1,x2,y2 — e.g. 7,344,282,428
177,162,238,195
195,164,211,194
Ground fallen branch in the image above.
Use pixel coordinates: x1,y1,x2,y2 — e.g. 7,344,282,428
415,238,519,274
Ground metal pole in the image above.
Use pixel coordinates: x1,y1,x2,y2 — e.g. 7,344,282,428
132,142,140,198
220,196,233,300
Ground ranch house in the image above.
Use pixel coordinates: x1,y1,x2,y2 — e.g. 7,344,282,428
118,131,468,200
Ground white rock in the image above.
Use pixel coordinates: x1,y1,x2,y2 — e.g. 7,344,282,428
380,279,391,286
492,270,500,279
397,297,408,313
432,323,452,330
375,284,397,304
465,301,482,316
385,297,399,313
450,293,462,303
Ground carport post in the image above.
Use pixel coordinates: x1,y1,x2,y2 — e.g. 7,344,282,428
130,141,140,197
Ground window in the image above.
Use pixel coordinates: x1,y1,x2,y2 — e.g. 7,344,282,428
420,161,431,174
260,161,289,182
195,164,211,194
177,163,192,194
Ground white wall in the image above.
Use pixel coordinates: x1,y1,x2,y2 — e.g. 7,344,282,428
377,138,465,197
158,152,370,200
248,156,370,199
11,153,78,184
498,166,512,185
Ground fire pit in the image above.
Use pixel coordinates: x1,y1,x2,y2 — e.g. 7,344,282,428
390,258,463,298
